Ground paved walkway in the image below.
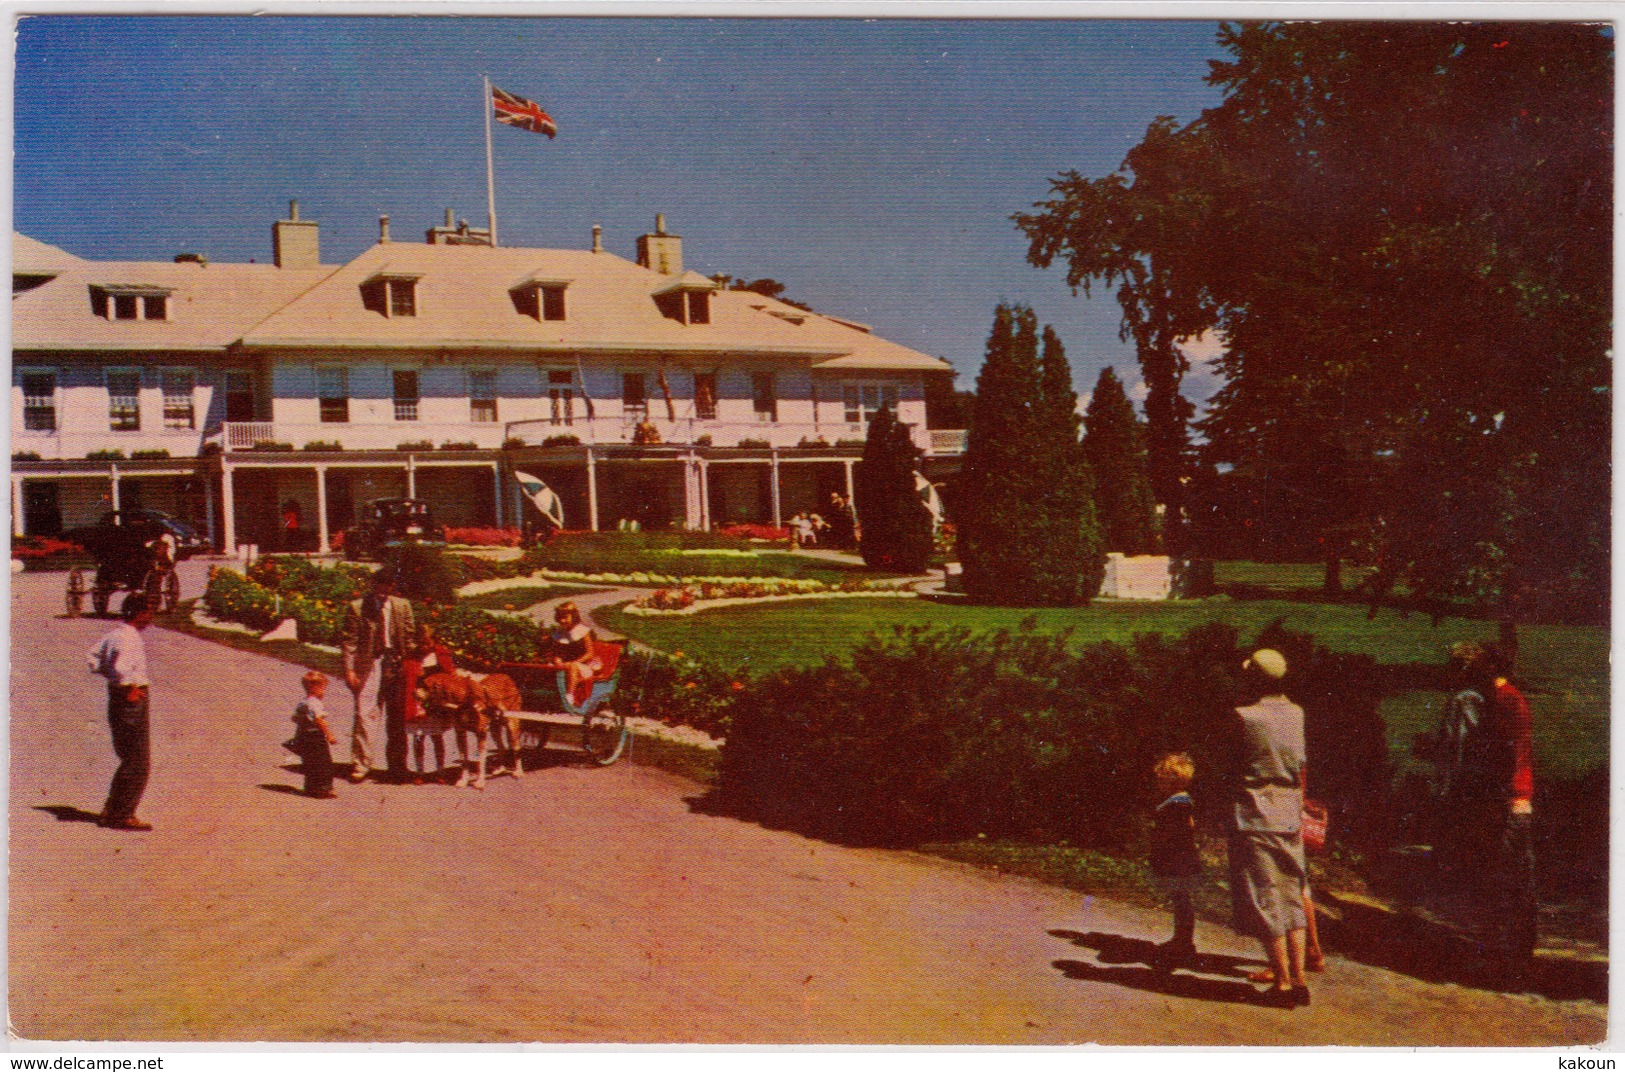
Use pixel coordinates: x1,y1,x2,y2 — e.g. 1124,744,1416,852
8,567,1606,1044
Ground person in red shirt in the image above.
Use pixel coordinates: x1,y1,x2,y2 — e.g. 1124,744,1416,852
1482,645,1537,967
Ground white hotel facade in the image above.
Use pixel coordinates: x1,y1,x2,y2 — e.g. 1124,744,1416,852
12,206,965,552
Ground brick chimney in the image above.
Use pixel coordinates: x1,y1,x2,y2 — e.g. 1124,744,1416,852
272,199,320,269
636,213,682,275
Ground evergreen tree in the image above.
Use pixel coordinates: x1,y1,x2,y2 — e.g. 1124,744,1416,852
1083,367,1158,554
959,307,1102,605
855,405,934,573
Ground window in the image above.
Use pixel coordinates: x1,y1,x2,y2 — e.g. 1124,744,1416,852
393,370,420,421
360,275,418,318
693,372,717,421
511,282,568,321
843,384,899,424
542,286,567,321
162,368,195,430
225,371,256,422
470,370,498,423
21,371,56,432
107,369,141,431
752,373,777,423
316,367,349,423
622,372,648,419
686,291,710,325
90,286,171,320
548,370,574,426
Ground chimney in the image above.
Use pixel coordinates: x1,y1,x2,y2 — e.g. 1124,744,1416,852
379,215,392,244
636,213,682,275
591,224,603,253
272,198,320,269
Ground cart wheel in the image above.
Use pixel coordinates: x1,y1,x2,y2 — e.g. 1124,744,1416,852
581,706,629,766
91,574,111,617
65,568,88,617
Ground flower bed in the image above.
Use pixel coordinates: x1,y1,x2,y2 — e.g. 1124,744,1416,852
445,526,525,547
624,587,920,616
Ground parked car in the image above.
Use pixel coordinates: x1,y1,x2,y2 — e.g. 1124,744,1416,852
64,508,208,563
340,498,447,558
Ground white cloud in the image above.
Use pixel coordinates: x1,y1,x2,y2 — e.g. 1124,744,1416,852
1128,378,1150,404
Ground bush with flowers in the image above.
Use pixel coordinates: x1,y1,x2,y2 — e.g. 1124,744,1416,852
13,535,87,570
445,526,525,547
716,522,791,542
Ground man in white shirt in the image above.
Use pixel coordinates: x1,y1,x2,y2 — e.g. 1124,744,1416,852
86,593,156,830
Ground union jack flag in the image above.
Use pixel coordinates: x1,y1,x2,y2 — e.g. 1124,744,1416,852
492,85,557,138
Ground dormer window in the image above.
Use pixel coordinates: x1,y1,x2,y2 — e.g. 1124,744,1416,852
360,273,420,318
653,272,719,325
511,278,569,321
90,284,170,321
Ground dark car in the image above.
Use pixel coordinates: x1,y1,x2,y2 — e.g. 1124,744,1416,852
65,508,208,564
340,498,447,558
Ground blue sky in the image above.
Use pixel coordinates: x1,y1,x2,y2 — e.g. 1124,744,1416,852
14,15,1229,402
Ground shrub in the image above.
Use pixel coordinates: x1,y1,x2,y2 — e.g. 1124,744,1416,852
542,434,581,448
694,435,713,447
87,449,126,461
797,437,831,448
419,603,543,671
502,437,527,450
199,442,223,457
131,449,171,460
625,650,736,738
12,452,40,461
380,544,464,605
737,438,770,449
250,441,294,452
715,620,1389,850
717,522,790,542
835,439,866,448
439,441,478,451
855,406,934,573
302,440,343,452
396,440,436,452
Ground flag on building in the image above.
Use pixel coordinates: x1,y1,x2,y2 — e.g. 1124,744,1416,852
915,472,944,527
492,86,557,138
515,470,566,529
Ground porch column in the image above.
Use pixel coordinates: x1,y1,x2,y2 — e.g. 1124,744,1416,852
586,447,599,532
109,462,121,513
491,463,503,528
315,464,330,553
770,450,782,528
683,453,702,531
406,454,417,499
221,462,237,555
844,459,855,503
203,469,216,550
12,476,23,537
699,458,711,531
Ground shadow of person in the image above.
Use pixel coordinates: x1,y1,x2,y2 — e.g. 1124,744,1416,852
34,805,103,824
1053,959,1265,1006
1049,929,1262,979
257,783,311,796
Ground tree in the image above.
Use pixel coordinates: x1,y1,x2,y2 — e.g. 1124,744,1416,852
1016,22,1611,631
957,305,1102,605
708,274,814,311
855,405,934,573
1083,367,1158,555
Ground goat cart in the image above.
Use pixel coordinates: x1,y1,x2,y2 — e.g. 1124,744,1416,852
497,639,634,769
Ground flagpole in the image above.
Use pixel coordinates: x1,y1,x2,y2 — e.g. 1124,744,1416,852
483,74,499,247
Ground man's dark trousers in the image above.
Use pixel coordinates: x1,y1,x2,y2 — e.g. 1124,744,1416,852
103,685,150,820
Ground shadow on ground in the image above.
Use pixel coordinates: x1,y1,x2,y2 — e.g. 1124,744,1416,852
1049,931,1265,1006
34,805,102,824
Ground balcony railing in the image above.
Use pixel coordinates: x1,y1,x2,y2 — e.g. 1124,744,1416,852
218,419,969,455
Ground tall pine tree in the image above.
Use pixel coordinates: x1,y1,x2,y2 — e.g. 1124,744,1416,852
958,306,1102,605
855,404,934,573
1083,366,1158,555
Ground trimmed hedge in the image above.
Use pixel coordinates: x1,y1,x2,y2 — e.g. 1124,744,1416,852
714,620,1391,850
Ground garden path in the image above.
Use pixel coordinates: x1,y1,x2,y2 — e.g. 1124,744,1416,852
9,568,1603,1044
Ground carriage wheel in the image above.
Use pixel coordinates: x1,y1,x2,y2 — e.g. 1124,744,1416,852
580,706,629,766
91,573,112,617
65,568,89,617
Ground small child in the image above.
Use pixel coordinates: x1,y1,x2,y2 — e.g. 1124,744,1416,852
292,670,339,798
1150,752,1202,965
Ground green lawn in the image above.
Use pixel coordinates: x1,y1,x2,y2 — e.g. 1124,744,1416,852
458,584,608,612
600,594,1608,776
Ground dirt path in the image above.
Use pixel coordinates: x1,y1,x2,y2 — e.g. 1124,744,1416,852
7,568,1605,1044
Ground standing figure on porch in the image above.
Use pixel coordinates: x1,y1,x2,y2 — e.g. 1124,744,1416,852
827,492,856,550
282,499,303,552
340,568,416,783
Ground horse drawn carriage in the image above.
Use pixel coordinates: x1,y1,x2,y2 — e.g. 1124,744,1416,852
63,508,204,617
